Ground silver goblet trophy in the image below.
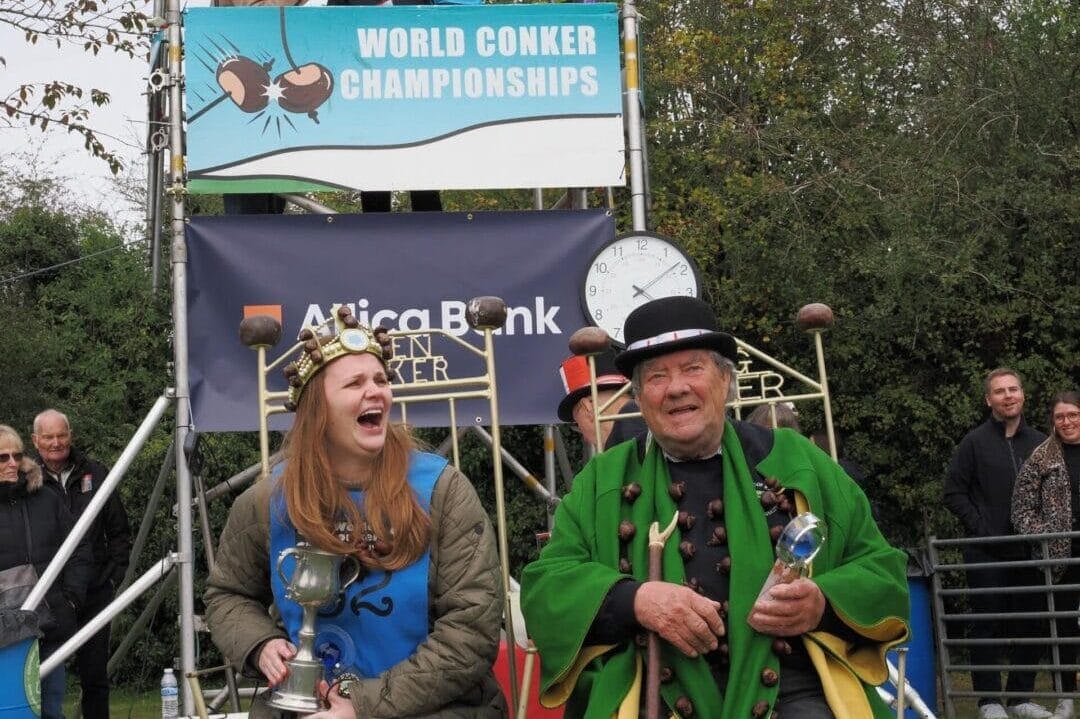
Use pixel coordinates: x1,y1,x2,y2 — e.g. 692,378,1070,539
756,512,827,601
268,543,361,713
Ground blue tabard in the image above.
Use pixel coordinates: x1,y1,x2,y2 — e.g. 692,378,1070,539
269,451,446,681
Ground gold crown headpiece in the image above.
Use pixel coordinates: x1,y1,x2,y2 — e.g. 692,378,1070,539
282,304,394,411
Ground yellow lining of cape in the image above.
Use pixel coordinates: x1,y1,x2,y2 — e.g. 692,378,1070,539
807,624,907,685
794,484,911,714
805,638,871,719
541,646,674,719
615,653,642,719
541,644,616,708
832,608,910,646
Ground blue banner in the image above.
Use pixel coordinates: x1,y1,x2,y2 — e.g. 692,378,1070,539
184,4,624,193
186,210,614,431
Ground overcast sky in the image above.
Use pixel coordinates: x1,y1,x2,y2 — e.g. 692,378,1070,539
0,1,228,228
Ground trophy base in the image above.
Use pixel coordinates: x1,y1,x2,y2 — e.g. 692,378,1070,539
267,658,326,714
266,692,325,715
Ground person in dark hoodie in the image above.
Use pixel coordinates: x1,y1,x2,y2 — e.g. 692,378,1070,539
0,423,93,719
32,409,131,719
944,368,1049,719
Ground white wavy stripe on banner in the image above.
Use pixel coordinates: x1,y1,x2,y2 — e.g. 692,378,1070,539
193,116,626,189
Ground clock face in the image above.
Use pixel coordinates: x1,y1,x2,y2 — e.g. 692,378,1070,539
581,232,701,342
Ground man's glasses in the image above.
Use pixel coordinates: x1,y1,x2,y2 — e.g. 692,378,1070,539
0,452,24,464
1054,411,1080,424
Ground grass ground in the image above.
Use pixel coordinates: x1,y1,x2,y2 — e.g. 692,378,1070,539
62,684,251,719
921,671,1069,719
63,687,159,719
59,673,1068,719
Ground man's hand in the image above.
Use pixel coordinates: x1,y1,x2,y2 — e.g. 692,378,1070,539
634,581,725,657
748,577,826,636
305,680,357,719
257,638,296,687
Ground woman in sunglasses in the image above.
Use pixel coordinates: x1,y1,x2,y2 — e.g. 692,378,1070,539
0,424,93,719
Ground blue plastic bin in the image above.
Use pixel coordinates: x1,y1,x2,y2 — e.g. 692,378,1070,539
886,575,937,719
0,610,41,719
0,638,40,719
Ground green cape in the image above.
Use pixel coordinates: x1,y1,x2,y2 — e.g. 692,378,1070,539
521,423,909,719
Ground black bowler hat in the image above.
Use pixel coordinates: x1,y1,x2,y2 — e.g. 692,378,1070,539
614,297,737,376
557,348,630,422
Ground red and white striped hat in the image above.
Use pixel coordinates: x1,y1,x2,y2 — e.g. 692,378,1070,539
557,349,630,422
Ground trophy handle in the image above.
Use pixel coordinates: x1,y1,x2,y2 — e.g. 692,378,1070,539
340,556,361,589
276,546,300,587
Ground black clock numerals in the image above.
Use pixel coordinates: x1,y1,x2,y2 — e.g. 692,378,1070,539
580,231,700,340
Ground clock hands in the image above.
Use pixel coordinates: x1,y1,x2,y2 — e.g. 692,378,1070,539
632,284,655,301
632,261,681,298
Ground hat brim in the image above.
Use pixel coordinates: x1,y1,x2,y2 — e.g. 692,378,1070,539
614,332,737,377
557,381,630,423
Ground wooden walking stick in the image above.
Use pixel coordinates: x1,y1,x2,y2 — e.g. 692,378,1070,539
646,512,680,719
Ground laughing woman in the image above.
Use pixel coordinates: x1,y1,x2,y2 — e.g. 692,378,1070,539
205,307,506,718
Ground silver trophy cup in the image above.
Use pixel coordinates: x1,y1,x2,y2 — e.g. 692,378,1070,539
757,511,828,601
268,543,361,713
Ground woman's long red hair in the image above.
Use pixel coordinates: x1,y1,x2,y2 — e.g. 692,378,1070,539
280,370,431,571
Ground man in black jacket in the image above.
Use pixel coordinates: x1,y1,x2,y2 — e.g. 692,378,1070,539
33,410,132,719
944,369,1048,719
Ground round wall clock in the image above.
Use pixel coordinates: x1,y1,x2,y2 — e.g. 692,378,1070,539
581,231,702,342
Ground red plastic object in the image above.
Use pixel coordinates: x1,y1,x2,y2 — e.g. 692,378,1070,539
493,641,564,718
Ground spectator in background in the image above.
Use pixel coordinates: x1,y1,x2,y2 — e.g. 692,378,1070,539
557,348,646,451
944,368,1049,719
746,401,800,432
32,410,131,719
1012,390,1080,719
1,424,93,719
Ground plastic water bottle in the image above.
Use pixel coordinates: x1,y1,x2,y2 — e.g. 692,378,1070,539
161,668,178,719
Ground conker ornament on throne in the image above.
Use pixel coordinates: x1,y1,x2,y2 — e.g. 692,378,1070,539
268,543,361,713
756,512,827,602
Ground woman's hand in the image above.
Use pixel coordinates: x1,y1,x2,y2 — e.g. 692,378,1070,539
306,680,357,719
256,638,296,687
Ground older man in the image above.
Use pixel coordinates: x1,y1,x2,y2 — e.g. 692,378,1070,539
33,409,131,719
521,297,909,719
558,348,647,451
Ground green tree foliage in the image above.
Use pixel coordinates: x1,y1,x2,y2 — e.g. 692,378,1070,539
639,0,1078,544
0,176,169,450
1,0,1076,687
0,167,178,685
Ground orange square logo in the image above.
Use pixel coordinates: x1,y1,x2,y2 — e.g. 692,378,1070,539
243,304,283,324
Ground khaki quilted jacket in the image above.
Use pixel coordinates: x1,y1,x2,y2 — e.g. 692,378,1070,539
204,461,507,718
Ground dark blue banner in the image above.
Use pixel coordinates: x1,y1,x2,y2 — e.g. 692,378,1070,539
187,210,613,431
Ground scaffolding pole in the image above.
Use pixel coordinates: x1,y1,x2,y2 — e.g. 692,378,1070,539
165,0,197,708
621,0,647,231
